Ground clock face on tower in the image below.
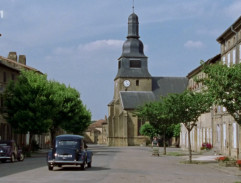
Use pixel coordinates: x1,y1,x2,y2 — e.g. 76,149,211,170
123,80,130,87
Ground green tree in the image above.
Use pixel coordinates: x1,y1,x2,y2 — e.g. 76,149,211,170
4,70,52,151
167,90,212,162
44,81,92,145
136,99,175,155
4,70,92,149
139,123,158,140
200,61,241,125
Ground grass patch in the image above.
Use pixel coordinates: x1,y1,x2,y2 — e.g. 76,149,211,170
167,152,187,156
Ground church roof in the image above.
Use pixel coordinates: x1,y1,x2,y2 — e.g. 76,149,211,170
120,76,188,110
152,76,188,97
120,91,156,110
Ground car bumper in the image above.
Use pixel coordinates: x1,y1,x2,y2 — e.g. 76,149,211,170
0,156,10,160
48,160,84,165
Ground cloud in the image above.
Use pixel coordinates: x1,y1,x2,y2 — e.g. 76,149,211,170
225,1,241,19
184,40,204,49
78,40,124,52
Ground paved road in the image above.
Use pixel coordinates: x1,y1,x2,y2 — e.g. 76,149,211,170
0,145,241,183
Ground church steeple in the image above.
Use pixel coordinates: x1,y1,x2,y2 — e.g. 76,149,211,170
127,13,139,39
115,12,151,80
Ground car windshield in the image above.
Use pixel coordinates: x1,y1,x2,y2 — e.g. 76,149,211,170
56,140,79,148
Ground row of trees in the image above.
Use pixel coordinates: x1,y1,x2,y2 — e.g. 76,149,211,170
137,61,241,162
3,70,91,151
136,91,212,162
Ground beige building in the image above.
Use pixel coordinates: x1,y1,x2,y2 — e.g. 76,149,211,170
180,15,241,159
84,119,107,144
107,12,187,146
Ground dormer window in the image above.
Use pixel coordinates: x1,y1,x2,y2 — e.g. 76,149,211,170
130,60,141,68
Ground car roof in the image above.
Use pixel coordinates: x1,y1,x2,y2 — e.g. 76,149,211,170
56,134,84,140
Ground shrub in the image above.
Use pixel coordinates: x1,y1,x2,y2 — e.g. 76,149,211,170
201,142,212,150
216,156,229,162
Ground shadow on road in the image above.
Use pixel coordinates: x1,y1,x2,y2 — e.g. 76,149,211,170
54,166,110,171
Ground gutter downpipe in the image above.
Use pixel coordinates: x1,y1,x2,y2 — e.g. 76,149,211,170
230,25,239,159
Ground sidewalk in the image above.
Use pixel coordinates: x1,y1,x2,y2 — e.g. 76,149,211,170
160,147,241,177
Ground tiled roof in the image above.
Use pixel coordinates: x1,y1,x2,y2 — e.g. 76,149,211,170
0,56,42,74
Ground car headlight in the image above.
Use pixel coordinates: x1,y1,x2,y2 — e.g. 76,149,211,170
0,150,3,153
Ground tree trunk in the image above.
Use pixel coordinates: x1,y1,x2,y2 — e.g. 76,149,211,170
50,128,56,148
163,133,166,155
28,133,33,156
188,129,192,163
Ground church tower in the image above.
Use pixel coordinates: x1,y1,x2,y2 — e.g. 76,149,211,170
108,12,152,146
113,12,152,100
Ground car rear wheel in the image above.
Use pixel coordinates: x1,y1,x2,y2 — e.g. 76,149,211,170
80,162,85,170
87,162,91,168
10,154,15,163
48,164,53,171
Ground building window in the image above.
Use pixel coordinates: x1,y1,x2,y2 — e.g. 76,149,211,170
0,96,3,107
216,124,220,143
222,56,225,65
239,45,241,62
11,74,15,81
227,53,230,67
233,49,236,65
3,72,6,83
223,123,226,147
130,60,141,68
233,122,237,148
136,80,139,86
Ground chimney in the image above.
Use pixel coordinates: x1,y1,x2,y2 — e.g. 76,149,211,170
8,52,17,61
19,55,26,65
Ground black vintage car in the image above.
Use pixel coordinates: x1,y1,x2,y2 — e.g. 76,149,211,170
47,134,92,171
0,140,24,163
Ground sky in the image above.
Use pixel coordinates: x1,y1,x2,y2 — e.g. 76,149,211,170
0,0,241,120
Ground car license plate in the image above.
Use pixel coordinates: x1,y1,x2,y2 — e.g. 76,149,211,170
58,154,72,158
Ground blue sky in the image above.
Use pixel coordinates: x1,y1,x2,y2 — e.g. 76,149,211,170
0,0,241,120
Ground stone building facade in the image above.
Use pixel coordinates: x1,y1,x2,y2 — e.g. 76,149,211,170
107,12,187,146
180,15,241,158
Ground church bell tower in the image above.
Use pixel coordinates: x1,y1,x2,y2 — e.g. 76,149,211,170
114,12,152,99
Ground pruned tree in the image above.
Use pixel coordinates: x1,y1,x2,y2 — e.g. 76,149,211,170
166,90,212,162
4,70,52,151
200,61,241,125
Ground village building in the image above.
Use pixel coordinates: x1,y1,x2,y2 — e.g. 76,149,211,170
107,12,188,146
180,15,241,159
0,52,42,146
84,119,107,144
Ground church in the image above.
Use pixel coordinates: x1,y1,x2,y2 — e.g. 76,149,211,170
107,12,188,146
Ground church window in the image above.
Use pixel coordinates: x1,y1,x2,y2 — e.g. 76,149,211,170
118,61,121,69
130,60,141,68
136,80,139,86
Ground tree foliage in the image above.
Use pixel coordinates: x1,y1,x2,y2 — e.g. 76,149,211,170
200,61,241,125
136,97,176,155
139,123,158,140
4,70,91,148
4,70,52,135
166,90,212,162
